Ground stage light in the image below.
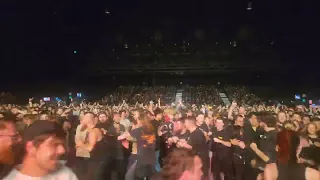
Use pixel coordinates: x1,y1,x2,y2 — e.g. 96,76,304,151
232,41,237,47
247,2,252,10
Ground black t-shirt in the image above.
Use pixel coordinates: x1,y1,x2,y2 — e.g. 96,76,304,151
160,121,174,139
186,128,208,158
198,123,209,133
260,129,277,163
308,136,320,145
103,122,126,159
169,131,190,150
95,122,111,143
130,127,156,165
211,128,232,158
178,131,190,141
243,124,264,161
232,129,246,156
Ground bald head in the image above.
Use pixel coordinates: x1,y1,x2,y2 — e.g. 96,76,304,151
82,112,94,125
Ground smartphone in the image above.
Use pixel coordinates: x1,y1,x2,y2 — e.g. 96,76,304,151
43,97,51,102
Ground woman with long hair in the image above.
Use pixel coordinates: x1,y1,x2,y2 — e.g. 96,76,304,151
264,130,320,180
302,122,320,148
125,115,140,180
118,112,156,180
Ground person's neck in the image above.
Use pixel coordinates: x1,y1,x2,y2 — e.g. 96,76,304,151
265,127,275,132
87,124,95,129
181,128,187,134
309,134,318,138
217,127,223,131
196,122,202,127
20,158,50,177
188,126,197,133
252,124,259,128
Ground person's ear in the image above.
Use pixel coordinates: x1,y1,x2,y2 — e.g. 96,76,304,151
26,141,37,156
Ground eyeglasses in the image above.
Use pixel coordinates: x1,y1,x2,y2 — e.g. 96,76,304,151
0,133,20,142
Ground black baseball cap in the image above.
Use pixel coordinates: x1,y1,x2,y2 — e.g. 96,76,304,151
23,120,66,142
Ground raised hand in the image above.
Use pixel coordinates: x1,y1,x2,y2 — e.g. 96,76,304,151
40,100,45,106
231,101,237,107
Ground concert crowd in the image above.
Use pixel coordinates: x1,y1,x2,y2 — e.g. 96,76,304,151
0,86,320,180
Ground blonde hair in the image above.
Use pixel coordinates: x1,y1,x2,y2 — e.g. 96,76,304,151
283,121,296,131
163,108,176,116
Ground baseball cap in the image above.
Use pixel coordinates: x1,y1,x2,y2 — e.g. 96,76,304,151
23,120,66,142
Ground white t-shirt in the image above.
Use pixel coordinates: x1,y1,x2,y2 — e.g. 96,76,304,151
120,118,131,132
3,165,78,180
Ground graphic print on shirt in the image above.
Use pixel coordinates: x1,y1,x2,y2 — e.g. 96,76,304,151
141,134,156,147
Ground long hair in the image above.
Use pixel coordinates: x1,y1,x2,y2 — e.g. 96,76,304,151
277,130,300,164
139,112,154,133
128,115,137,126
160,148,196,180
232,125,243,138
301,122,319,136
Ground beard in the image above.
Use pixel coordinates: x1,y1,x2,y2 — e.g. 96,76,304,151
0,146,15,165
0,143,24,165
